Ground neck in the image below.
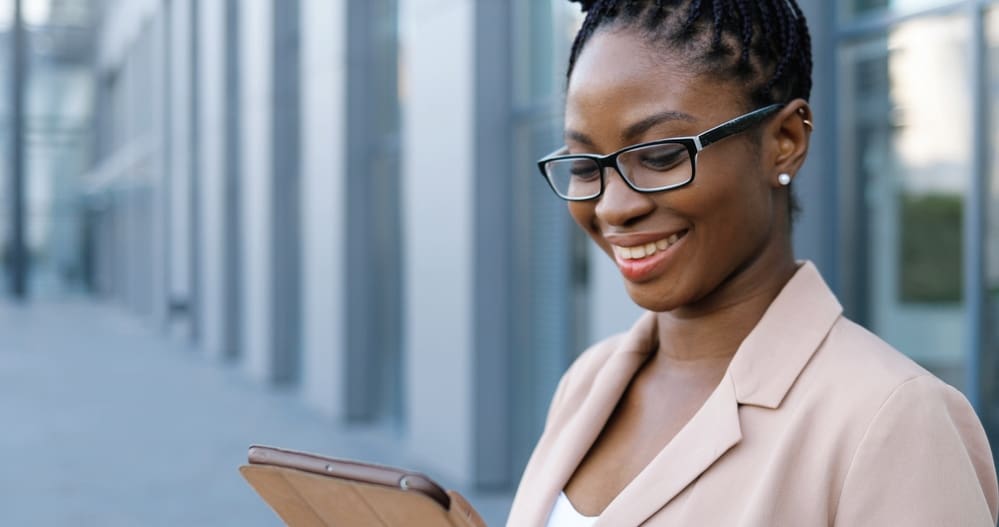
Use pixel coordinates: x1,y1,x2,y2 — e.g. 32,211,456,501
653,253,798,368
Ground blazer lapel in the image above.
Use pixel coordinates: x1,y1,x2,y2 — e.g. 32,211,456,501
592,262,839,525
512,262,841,526
594,373,742,526
728,261,842,409
518,314,657,527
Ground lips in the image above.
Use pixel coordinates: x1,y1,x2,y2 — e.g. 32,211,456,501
611,231,685,261
608,230,689,282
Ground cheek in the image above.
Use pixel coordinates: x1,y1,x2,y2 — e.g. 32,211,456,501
695,142,768,210
567,201,593,232
566,201,593,231
686,161,774,253
567,201,611,250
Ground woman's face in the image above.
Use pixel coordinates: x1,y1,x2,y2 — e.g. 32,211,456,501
565,28,802,313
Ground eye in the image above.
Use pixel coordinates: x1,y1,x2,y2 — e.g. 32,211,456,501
637,145,687,171
569,159,600,180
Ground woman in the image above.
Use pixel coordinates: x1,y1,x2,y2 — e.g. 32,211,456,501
506,1,999,526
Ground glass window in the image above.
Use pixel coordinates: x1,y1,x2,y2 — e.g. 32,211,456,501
839,15,971,389
21,0,94,298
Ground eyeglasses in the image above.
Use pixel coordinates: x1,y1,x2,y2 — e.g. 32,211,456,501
537,103,784,201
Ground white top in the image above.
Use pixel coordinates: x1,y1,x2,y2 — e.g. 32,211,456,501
545,492,599,527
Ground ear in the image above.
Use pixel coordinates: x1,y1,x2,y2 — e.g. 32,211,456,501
765,98,812,187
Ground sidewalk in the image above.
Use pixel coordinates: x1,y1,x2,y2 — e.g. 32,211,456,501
0,300,512,526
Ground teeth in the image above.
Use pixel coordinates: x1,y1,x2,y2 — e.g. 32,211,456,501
614,232,685,261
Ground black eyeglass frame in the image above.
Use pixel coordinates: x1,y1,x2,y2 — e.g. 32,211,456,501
537,103,785,201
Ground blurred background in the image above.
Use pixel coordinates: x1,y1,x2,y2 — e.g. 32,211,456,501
2,0,999,525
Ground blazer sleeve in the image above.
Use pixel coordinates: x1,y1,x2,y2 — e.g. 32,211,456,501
833,375,999,526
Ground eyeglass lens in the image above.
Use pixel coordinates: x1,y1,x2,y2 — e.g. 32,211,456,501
544,142,692,199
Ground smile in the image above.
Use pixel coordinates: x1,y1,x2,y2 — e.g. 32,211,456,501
611,231,687,261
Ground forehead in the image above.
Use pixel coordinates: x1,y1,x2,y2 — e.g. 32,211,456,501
565,29,743,138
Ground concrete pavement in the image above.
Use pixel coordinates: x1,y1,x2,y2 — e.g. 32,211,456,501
0,300,512,526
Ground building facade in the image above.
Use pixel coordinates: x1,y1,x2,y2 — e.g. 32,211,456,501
15,0,999,491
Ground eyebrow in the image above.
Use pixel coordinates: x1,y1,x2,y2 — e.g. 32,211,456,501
622,110,697,141
565,110,697,148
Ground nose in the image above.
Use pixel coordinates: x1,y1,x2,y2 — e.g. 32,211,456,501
594,167,656,227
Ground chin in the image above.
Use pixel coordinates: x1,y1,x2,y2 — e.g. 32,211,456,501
623,282,689,313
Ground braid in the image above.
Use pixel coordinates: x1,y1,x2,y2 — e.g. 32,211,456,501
710,0,723,49
756,0,771,45
767,0,793,99
681,0,702,33
790,0,813,101
566,0,813,106
732,0,752,68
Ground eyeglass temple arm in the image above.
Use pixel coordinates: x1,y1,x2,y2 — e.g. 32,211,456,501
696,104,784,150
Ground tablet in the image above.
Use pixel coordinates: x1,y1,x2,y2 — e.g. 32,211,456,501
247,445,450,509
241,445,485,526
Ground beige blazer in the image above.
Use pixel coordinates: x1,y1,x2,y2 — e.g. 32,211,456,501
507,262,999,526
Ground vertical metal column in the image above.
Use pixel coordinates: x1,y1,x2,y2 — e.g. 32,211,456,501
344,0,375,419
223,0,243,360
819,0,841,292
10,0,26,299
162,0,174,329
271,0,301,383
344,0,404,423
966,1,987,410
473,0,513,489
189,0,202,340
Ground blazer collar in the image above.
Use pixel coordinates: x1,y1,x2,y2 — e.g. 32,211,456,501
727,261,843,409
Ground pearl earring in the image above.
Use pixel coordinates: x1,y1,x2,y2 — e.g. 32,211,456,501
778,173,792,186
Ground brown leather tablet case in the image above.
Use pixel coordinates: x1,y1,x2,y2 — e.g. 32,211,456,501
240,445,486,527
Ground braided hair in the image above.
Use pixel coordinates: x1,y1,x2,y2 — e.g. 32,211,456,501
567,0,812,108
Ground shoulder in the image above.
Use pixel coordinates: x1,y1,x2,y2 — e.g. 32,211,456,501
541,331,627,429
800,316,988,457
544,311,658,421
830,370,998,525
562,333,625,389
800,316,934,408
807,318,999,525
826,317,927,375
